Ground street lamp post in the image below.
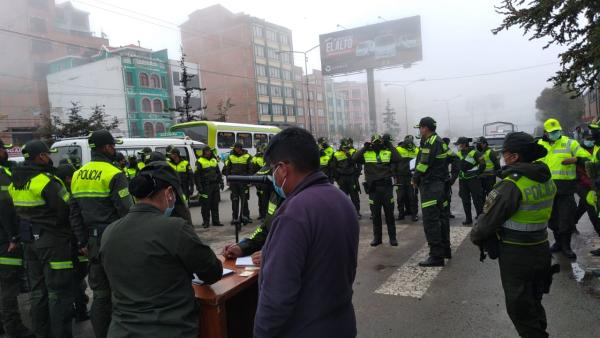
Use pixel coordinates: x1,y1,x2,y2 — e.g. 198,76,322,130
383,79,425,134
433,95,462,138
277,44,319,134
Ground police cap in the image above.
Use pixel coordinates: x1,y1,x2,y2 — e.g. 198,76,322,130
138,147,152,155
474,136,488,145
502,132,547,161
414,117,437,130
22,140,56,160
233,142,243,149
147,151,166,162
136,161,183,200
89,130,122,149
454,137,472,145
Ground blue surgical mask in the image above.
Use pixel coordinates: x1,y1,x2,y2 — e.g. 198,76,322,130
164,190,176,217
548,130,562,141
270,165,287,199
583,140,594,148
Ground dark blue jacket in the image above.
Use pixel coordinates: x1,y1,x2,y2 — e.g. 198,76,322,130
254,171,359,338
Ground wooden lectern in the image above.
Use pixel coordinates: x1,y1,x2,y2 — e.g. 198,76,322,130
193,258,259,338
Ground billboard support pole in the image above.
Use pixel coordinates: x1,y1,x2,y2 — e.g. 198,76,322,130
367,68,377,134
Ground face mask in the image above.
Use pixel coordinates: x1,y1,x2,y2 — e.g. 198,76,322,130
583,140,594,148
271,165,287,198
548,130,562,141
164,189,176,217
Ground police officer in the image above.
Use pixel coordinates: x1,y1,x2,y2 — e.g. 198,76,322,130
319,145,334,183
413,117,450,267
222,169,285,266
538,118,590,259
455,137,485,225
137,147,152,170
0,140,34,338
166,146,194,201
471,132,557,338
443,137,460,219
331,139,361,218
395,135,419,222
353,134,401,246
224,143,253,225
56,163,90,323
318,137,334,158
585,121,600,256
70,130,134,338
100,161,223,337
9,140,75,338
574,129,600,236
475,136,501,198
125,156,138,179
195,146,224,228
115,152,127,174
251,144,268,220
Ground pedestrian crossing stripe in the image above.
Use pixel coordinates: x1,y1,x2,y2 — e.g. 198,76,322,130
374,226,471,299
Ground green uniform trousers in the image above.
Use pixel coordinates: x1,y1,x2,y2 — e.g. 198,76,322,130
200,183,221,224
419,181,449,258
499,242,551,338
230,183,250,220
88,236,111,338
24,238,74,338
337,175,360,215
0,244,30,336
396,176,418,218
369,179,396,241
459,177,484,222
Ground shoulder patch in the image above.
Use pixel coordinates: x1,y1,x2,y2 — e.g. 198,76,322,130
483,189,500,214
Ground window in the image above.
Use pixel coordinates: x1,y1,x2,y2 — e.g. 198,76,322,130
266,30,277,41
257,83,268,96
33,63,49,79
282,70,292,81
309,91,314,100
126,72,134,86
297,107,304,116
280,34,289,45
255,65,267,77
153,99,163,112
217,132,235,148
175,124,208,144
254,45,265,57
317,93,323,101
267,48,280,61
130,122,139,137
284,87,294,98
49,146,82,169
294,72,302,82
190,97,201,110
150,75,160,88
285,105,295,116
281,53,291,64
142,98,152,112
172,71,180,85
155,123,166,134
272,104,284,115
352,89,361,98
128,98,136,112
253,26,263,38
139,73,149,87
259,103,270,115
296,89,303,99
237,133,253,148
268,67,280,79
189,75,200,88
254,133,268,147
318,109,325,116
271,86,282,97
353,101,361,109
161,76,167,89
30,17,46,33
144,122,155,137
31,40,52,53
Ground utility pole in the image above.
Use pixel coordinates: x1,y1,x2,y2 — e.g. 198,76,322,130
177,47,206,122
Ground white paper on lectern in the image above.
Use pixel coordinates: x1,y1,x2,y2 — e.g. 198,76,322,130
235,256,256,267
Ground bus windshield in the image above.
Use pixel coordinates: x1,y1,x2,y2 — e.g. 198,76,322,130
172,124,208,144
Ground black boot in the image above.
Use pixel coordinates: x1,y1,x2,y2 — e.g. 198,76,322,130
370,238,382,247
462,220,473,226
202,222,210,228
561,234,577,260
74,303,90,322
550,233,562,252
418,256,445,267
390,238,398,246
412,215,419,222
444,248,452,259
591,248,600,256
212,221,224,227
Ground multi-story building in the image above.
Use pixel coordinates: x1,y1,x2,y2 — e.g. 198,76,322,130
0,0,108,143
181,5,300,127
305,70,329,138
47,45,173,138
333,81,370,140
169,59,205,121
583,85,600,122
324,77,348,142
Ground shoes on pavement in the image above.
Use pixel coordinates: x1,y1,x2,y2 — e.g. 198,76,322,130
370,239,382,247
462,220,473,226
549,242,562,253
449,214,456,219
590,248,600,256
212,222,224,227
418,256,445,267
444,248,452,259
397,215,405,221
390,239,398,246
202,222,210,228
412,216,419,222
230,220,236,226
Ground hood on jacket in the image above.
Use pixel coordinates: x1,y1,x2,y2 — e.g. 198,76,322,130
501,161,551,183
11,162,51,189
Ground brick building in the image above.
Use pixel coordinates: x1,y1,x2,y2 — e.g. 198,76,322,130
0,0,108,143
333,81,370,141
181,5,301,127
583,85,600,122
304,70,329,138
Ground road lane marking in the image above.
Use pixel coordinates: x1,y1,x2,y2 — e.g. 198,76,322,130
357,225,409,261
374,226,472,299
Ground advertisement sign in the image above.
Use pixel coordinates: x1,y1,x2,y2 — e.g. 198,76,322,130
319,16,422,75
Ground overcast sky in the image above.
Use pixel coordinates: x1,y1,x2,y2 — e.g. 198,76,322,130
62,0,565,136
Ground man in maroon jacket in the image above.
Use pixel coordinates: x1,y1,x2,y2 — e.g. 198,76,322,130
254,127,359,338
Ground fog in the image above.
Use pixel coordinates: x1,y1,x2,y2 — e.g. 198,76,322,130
28,0,564,139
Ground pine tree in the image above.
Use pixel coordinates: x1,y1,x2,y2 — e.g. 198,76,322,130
382,99,400,138
493,0,600,95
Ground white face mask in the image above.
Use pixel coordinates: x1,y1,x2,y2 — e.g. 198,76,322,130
164,189,176,217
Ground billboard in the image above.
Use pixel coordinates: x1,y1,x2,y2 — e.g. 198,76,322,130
319,16,422,76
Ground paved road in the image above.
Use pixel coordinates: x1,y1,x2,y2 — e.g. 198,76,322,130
7,185,600,337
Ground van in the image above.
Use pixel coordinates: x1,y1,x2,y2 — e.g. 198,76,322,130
50,137,207,173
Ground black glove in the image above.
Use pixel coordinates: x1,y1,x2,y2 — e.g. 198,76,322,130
220,182,225,191
364,142,372,149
